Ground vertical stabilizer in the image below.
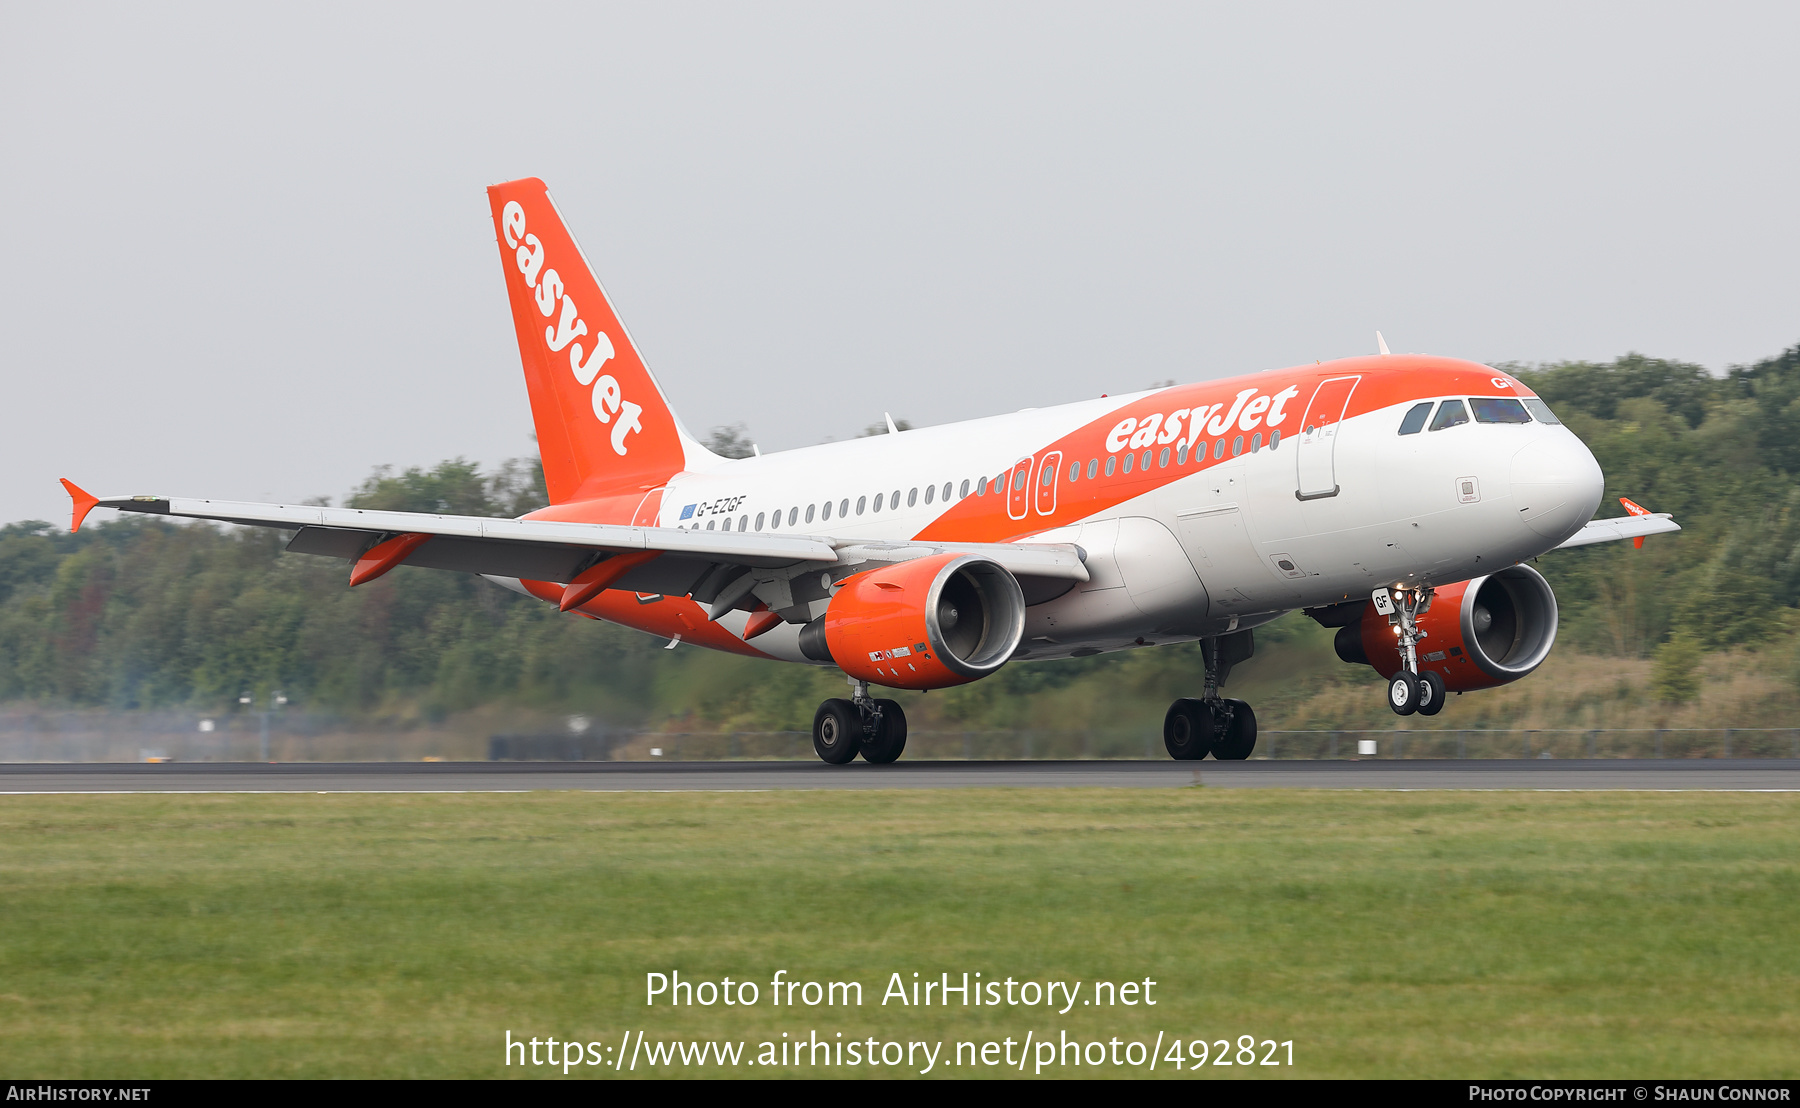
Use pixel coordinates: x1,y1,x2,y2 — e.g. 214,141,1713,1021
486,178,710,504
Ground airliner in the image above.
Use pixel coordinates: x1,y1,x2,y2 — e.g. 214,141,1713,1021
61,177,1680,764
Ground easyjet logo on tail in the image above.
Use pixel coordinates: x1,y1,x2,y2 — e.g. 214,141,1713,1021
500,200,643,456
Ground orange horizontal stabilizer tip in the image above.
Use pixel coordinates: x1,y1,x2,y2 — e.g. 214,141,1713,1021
742,607,782,641
60,479,100,533
348,532,433,587
560,551,660,612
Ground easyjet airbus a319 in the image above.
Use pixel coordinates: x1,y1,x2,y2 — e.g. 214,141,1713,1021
63,178,1681,763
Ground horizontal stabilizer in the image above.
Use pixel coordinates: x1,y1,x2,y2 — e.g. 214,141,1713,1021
60,479,100,532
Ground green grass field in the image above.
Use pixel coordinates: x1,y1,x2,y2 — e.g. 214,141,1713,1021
1,788,1794,1079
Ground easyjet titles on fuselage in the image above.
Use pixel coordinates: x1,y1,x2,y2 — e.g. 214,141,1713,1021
1106,384,1301,453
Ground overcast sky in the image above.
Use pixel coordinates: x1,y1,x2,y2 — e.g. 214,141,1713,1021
3,2,1795,527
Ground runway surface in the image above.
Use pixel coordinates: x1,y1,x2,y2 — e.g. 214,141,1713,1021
2,759,1798,792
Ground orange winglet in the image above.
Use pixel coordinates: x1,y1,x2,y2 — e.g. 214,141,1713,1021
349,532,433,587
61,479,101,533
560,550,660,612
741,606,782,640
1620,497,1649,548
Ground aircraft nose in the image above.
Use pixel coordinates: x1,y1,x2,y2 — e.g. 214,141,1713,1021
1511,433,1604,545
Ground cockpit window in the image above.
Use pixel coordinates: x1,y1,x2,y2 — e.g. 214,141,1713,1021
1470,397,1532,424
1522,398,1562,426
1429,399,1469,432
1398,402,1433,435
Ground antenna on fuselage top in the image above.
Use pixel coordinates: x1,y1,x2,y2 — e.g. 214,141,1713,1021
1376,331,1392,356
884,412,900,434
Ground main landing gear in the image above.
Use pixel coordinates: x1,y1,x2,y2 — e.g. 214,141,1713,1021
1164,632,1258,760
812,678,908,764
1382,585,1445,717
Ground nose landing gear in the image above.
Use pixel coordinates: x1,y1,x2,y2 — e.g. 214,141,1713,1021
1163,631,1258,760
1380,585,1445,717
811,678,909,764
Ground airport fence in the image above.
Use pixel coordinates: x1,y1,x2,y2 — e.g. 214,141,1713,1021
2,708,1798,762
597,728,1800,763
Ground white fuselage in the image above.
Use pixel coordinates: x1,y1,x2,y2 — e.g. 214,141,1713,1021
657,375,1604,664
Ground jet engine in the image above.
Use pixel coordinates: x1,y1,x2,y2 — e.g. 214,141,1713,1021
1334,564,1559,692
798,553,1026,690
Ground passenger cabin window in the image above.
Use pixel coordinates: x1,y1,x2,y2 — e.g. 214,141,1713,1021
1398,401,1433,435
789,507,799,526
821,501,832,520
1122,453,1134,474
944,481,954,501
959,479,969,499
872,493,883,512
856,496,866,515
1270,429,1280,449
755,512,765,530
1429,400,1470,432
1176,444,1188,464
1213,439,1225,460
839,498,849,517
1105,456,1116,476
1522,398,1562,425
909,487,919,507
1086,458,1097,479
1470,397,1532,424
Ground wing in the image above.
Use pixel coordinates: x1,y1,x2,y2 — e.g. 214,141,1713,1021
1554,510,1681,550
62,483,1088,622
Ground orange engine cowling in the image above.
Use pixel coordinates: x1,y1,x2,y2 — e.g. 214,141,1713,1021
798,553,1026,690
1335,564,1559,693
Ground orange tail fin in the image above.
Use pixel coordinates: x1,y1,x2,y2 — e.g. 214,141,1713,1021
485,178,705,505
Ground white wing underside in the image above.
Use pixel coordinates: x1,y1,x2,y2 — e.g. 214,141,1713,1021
1554,512,1681,550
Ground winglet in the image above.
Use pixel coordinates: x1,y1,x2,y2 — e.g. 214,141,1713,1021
1620,497,1650,547
60,479,100,533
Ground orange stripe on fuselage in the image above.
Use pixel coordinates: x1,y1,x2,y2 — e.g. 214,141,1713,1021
915,355,1527,544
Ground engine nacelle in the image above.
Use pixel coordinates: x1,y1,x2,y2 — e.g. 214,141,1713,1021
1334,564,1559,692
798,553,1026,690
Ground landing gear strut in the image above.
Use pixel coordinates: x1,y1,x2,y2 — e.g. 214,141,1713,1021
812,678,908,764
1164,631,1257,760
1381,585,1444,717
